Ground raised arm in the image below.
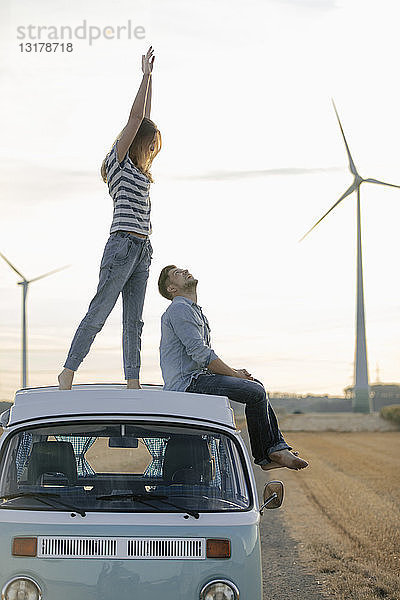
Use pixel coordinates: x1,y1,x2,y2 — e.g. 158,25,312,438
116,46,154,164
144,72,152,119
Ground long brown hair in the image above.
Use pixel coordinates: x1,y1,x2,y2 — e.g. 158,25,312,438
101,117,162,184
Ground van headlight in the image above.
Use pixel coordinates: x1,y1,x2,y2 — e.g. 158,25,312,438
200,579,239,600
2,576,42,600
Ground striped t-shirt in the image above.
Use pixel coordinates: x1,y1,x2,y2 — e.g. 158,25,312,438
105,140,152,236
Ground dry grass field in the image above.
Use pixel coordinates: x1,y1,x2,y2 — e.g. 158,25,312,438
277,411,399,433
277,431,400,600
85,437,153,472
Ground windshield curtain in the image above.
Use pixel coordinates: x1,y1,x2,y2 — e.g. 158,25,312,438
0,422,251,513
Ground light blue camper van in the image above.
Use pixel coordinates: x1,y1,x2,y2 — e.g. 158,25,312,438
0,384,284,600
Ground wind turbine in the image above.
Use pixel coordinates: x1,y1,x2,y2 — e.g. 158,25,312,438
0,252,69,388
300,100,400,413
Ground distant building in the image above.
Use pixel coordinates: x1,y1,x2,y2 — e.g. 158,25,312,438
344,383,400,412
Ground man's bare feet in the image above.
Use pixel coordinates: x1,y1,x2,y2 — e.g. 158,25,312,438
127,379,141,389
58,368,74,390
261,461,284,471
260,450,301,471
267,449,308,470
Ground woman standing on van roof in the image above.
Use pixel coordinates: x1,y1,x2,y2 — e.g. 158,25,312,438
58,45,161,390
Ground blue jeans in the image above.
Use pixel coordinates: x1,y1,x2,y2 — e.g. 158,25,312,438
186,374,291,465
64,231,152,379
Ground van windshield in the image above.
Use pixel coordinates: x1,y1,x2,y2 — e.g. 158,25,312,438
0,423,251,513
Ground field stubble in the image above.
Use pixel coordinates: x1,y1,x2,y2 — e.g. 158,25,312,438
277,431,400,600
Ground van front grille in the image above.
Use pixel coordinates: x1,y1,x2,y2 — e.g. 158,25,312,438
39,537,117,558
37,536,205,559
127,538,204,559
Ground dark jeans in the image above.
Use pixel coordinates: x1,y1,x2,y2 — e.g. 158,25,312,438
186,373,290,465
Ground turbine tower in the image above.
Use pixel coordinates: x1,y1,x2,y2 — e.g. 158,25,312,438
0,252,68,388
300,100,400,413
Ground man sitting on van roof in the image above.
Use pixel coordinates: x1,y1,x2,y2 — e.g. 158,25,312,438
158,265,308,472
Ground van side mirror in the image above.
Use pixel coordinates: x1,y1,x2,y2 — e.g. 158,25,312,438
260,480,284,513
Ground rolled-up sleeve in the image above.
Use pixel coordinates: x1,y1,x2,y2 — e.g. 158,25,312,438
168,303,218,368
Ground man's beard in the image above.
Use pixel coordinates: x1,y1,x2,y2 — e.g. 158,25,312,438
184,278,198,290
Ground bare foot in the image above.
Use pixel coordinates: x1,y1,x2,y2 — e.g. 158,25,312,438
58,368,74,390
127,379,141,389
261,461,284,471
260,451,300,471
268,449,308,470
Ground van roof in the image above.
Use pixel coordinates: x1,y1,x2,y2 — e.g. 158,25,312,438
5,384,236,430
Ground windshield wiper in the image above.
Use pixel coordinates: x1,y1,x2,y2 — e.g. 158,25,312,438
1,492,86,517
170,493,245,509
96,492,199,519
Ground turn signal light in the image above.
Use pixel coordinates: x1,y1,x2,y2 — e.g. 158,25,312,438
206,538,231,559
12,537,37,557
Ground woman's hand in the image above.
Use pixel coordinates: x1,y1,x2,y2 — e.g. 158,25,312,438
142,46,155,74
116,46,155,162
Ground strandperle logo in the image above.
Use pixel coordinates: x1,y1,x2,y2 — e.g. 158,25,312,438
16,20,146,46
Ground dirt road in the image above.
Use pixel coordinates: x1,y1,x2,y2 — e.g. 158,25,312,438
241,428,328,599
246,429,400,600
253,466,328,599
280,432,400,600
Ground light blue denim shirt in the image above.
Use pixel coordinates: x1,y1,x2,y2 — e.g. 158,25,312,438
160,296,219,391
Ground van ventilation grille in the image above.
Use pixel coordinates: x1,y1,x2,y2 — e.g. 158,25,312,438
127,538,204,559
39,536,117,558
37,536,205,559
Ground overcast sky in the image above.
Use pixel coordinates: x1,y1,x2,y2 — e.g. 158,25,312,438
1,0,399,401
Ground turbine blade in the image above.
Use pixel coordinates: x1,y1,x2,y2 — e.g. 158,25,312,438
0,251,26,280
364,177,400,190
299,181,358,242
29,265,70,283
331,99,359,177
